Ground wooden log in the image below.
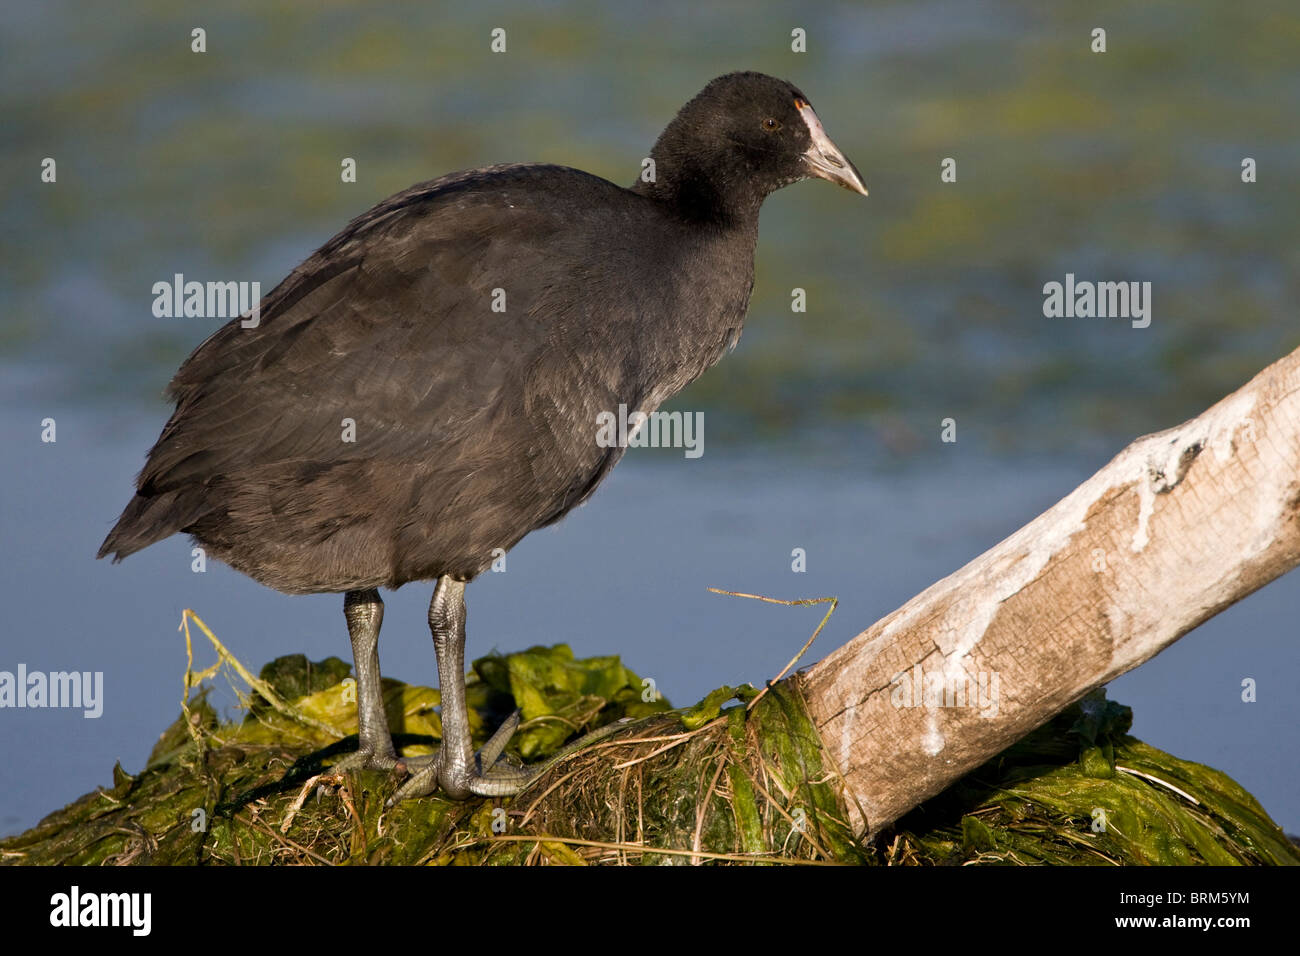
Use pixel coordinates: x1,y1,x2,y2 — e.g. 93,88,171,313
801,344,1300,836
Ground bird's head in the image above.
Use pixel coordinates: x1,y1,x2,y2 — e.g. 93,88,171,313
639,71,867,220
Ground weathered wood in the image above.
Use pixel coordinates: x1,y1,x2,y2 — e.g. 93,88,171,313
802,344,1300,836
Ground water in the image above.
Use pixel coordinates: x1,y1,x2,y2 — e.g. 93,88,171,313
2,0,1297,837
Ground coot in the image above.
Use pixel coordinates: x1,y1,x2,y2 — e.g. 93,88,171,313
99,71,866,800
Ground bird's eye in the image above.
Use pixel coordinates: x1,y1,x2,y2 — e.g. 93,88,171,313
761,117,781,132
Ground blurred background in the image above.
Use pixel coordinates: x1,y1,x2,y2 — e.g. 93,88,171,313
2,0,1297,838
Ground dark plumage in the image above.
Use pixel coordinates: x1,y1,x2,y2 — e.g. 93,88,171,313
99,71,866,799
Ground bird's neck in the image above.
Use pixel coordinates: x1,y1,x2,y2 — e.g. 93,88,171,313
631,151,766,230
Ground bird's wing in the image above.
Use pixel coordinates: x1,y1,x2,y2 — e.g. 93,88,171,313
137,166,627,498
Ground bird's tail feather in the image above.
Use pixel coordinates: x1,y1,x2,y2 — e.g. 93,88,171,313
97,490,206,562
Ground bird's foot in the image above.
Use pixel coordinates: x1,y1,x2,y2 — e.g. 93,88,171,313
386,711,530,805
327,746,435,775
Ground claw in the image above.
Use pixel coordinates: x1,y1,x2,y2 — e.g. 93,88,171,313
387,751,444,805
386,711,529,805
327,747,404,774
328,745,439,776
386,714,640,805
392,752,436,773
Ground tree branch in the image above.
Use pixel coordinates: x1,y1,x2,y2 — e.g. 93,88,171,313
801,344,1300,836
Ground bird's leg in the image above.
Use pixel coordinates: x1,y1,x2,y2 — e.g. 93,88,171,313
428,577,474,797
387,577,531,803
328,589,408,773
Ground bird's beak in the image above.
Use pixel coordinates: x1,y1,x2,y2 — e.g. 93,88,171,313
799,105,868,197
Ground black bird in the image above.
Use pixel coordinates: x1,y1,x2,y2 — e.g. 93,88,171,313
99,72,866,800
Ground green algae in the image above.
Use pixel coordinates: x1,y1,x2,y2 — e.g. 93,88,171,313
888,691,1300,866
2,641,1295,866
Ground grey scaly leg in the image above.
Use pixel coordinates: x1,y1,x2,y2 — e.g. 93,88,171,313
346,590,396,764
388,577,532,803
430,577,473,797
388,576,639,804
331,588,435,773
